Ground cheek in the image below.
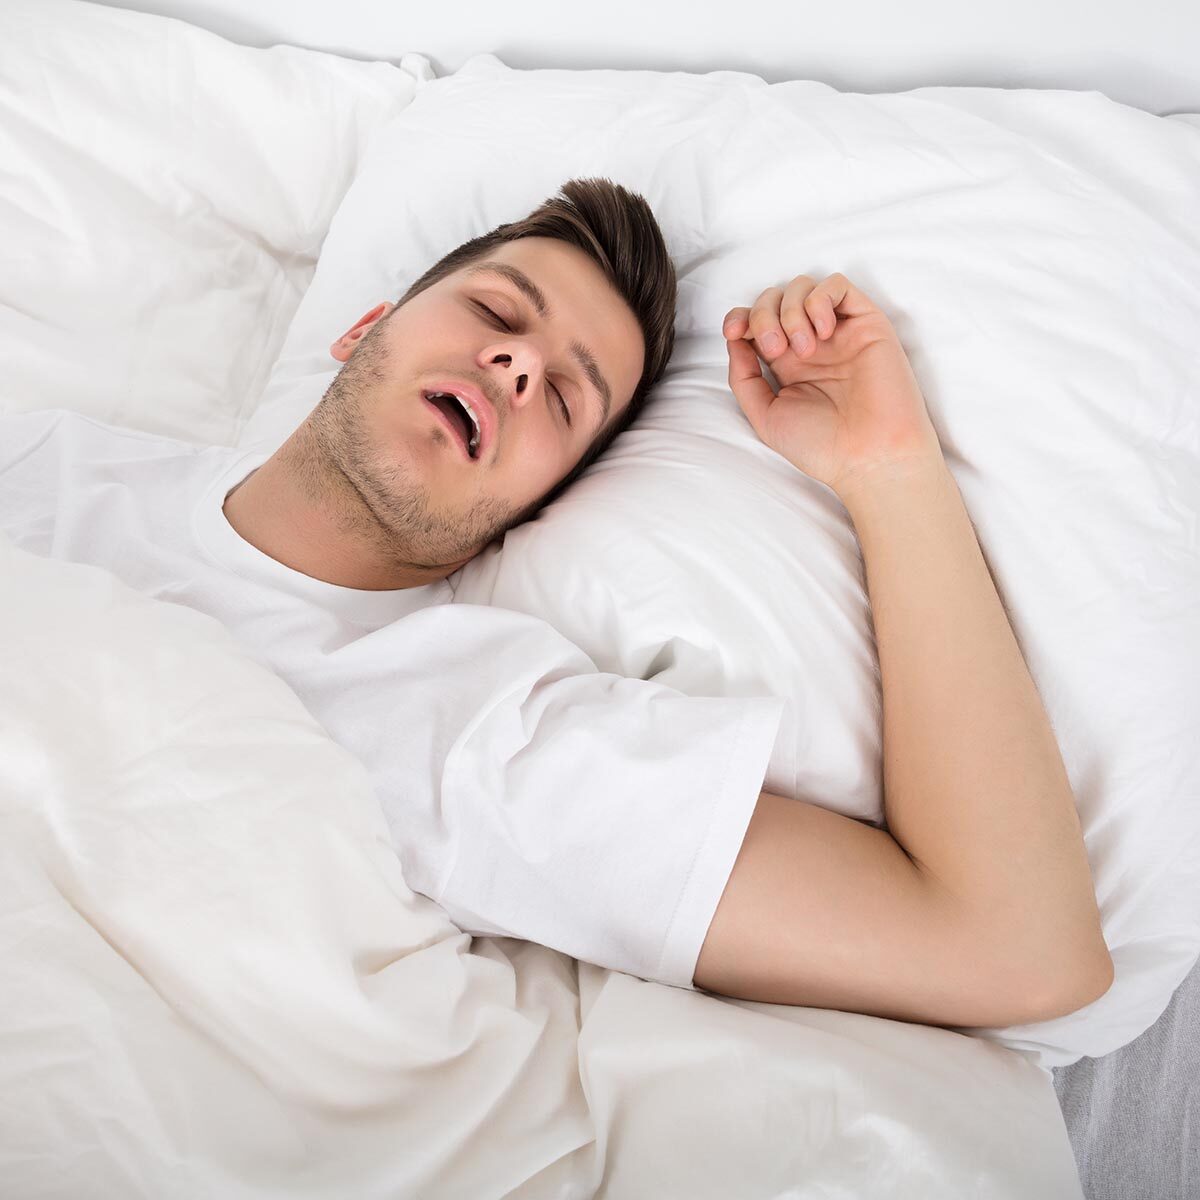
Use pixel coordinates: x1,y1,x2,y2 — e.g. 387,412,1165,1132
392,308,472,359
503,427,571,489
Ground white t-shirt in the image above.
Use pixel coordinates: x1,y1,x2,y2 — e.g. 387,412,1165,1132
0,409,785,990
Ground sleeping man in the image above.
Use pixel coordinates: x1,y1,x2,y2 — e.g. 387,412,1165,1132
0,176,1112,1029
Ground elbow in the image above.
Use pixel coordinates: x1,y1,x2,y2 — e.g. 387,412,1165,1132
1067,948,1116,1014
1031,946,1115,1023
992,930,1114,1025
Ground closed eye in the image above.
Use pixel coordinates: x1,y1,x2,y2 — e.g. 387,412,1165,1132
474,301,572,426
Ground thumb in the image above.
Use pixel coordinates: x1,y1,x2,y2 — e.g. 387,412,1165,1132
726,336,775,440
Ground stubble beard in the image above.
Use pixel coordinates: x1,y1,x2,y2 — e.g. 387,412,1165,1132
296,318,528,572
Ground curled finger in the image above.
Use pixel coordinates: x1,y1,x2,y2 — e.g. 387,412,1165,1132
722,307,751,339
747,285,788,361
780,274,820,356
806,271,877,336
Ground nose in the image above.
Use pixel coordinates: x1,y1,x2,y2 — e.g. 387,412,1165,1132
486,344,548,413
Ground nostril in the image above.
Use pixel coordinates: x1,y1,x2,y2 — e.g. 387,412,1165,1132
516,374,527,393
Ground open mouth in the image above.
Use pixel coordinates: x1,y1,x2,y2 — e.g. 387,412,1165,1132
423,390,479,461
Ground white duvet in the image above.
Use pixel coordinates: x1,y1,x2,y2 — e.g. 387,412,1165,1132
0,535,1084,1197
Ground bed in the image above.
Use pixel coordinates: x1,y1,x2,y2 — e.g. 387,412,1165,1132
1,1,1197,1196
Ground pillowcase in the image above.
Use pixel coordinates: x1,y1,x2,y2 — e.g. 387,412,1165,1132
244,53,1200,1070
0,0,434,445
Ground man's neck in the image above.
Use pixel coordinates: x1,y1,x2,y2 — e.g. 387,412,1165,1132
222,440,456,592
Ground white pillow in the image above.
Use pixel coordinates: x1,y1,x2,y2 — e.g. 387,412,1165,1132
0,0,434,445
246,54,1200,1069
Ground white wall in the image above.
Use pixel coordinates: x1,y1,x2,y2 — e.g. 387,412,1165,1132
87,0,1199,117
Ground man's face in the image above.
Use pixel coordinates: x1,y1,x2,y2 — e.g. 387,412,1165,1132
305,236,645,575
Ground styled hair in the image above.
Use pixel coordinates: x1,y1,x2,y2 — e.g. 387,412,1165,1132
393,176,677,520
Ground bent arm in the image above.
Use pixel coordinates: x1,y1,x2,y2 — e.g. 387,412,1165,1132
696,454,1112,1024
838,456,1112,995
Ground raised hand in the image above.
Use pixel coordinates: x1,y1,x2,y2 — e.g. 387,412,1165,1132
723,272,944,498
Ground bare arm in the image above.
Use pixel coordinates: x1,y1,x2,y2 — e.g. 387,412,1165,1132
695,273,1112,1022
838,454,1111,996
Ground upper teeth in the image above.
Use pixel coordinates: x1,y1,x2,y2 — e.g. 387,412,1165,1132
434,391,481,454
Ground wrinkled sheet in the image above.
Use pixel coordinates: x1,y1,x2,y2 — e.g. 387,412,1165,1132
0,0,432,445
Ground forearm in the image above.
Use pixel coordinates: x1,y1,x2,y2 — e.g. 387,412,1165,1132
839,456,1110,985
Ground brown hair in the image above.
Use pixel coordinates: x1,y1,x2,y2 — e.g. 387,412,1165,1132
392,176,677,521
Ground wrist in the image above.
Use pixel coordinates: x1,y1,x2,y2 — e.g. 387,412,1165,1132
834,452,950,520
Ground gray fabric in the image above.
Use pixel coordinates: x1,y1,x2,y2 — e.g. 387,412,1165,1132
1052,956,1200,1199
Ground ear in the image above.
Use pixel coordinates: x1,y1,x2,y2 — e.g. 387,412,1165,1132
330,301,395,362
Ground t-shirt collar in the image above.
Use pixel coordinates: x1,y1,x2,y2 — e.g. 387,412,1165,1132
192,450,454,628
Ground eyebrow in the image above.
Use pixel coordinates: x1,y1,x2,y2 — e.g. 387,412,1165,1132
464,260,613,433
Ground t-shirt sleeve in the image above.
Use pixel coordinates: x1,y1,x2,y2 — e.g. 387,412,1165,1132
315,602,786,992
